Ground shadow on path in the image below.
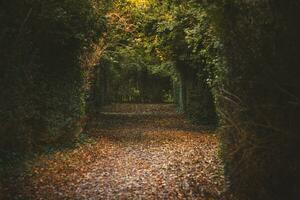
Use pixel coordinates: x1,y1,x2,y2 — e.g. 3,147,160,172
19,104,229,200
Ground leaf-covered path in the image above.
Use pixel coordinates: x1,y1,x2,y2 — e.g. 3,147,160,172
20,104,228,200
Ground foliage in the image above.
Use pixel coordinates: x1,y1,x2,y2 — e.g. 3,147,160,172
1,0,300,199
119,1,300,198
96,0,175,103
205,1,300,199
136,0,220,124
0,0,108,158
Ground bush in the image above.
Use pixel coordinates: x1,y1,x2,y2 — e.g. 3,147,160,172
0,0,106,158
211,1,300,199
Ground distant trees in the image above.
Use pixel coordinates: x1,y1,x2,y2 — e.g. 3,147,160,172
95,0,175,104
1,0,299,199
116,0,300,199
137,1,219,123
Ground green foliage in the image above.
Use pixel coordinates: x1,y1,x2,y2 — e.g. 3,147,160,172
1,1,299,199
206,1,300,199
0,0,108,158
113,1,300,199
96,0,175,103
138,1,219,124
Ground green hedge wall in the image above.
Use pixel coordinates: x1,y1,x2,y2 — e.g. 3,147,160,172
0,0,106,158
211,1,300,199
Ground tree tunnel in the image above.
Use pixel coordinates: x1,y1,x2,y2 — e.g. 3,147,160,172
91,52,217,126
91,54,174,105
1,0,299,200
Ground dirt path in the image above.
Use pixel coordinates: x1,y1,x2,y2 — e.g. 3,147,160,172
20,104,228,200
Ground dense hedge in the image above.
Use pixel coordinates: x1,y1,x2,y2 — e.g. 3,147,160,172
210,1,300,199
1,1,299,199
141,1,219,124
0,0,106,158
166,0,300,198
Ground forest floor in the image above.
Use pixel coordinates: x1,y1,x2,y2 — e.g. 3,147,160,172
12,104,229,200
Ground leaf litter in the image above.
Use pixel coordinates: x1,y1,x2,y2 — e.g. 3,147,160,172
18,104,230,200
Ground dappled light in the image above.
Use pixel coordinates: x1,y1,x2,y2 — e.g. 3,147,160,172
126,0,152,8
1,1,299,200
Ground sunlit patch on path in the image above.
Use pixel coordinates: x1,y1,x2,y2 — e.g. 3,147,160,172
20,104,228,199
